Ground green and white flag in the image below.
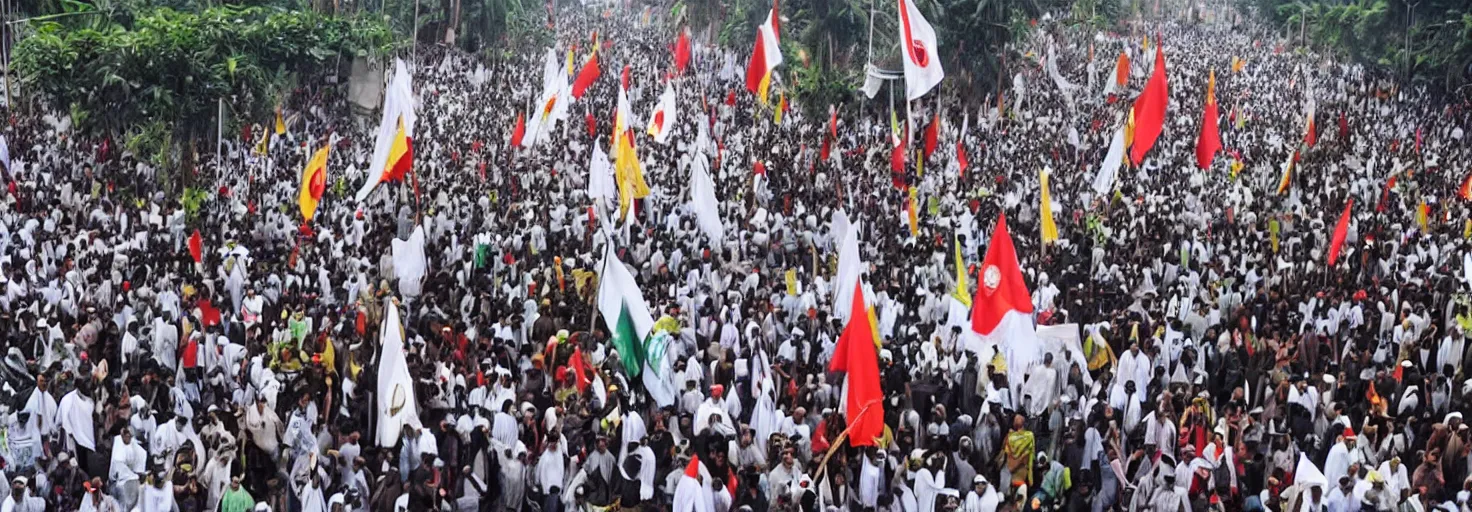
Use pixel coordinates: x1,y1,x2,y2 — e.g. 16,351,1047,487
597,246,654,377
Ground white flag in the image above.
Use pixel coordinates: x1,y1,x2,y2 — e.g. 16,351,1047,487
689,153,724,243
1093,126,1126,196
898,0,944,100
376,299,421,447
646,83,678,145
588,143,616,200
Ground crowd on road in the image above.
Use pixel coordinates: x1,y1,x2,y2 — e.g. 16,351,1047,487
0,3,1468,512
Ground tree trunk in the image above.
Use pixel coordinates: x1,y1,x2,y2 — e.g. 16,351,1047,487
444,0,461,46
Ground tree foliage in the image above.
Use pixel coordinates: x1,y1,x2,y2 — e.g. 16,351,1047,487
1249,0,1471,89
13,4,398,172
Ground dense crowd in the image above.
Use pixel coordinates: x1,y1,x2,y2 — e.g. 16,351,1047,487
0,3,1469,512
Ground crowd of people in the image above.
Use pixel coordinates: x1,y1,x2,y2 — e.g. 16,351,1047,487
0,1,1469,512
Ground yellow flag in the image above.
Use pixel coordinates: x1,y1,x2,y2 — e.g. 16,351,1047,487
275,106,287,135
253,129,270,156
1124,108,1137,152
785,269,798,296
1277,151,1296,196
1464,219,1471,239
1232,56,1246,73
1269,218,1280,253
774,92,786,124
758,71,774,105
298,143,330,221
567,47,576,77
1417,202,1430,232
907,188,919,237
1040,168,1058,245
952,234,971,307
614,130,649,221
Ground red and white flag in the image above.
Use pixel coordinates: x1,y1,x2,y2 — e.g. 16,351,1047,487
969,213,1040,389
897,0,944,100
646,83,678,145
744,1,784,98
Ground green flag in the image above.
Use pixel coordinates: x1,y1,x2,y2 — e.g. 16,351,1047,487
612,302,646,377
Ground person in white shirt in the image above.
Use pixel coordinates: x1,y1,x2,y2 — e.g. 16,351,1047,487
109,427,147,511
57,386,97,470
77,478,123,512
0,476,44,512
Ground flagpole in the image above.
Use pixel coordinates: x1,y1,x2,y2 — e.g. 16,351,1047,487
216,98,224,168
589,245,612,333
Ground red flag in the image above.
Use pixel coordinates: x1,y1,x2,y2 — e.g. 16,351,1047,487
891,134,907,174
828,106,839,138
957,140,969,177
923,114,939,161
970,213,1035,335
1128,44,1169,166
829,282,885,446
674,29,692,74
569,346,592,393
820,137,832,162
197,299,221,327
1338,111,1349,141
1195,70,1221,169
188,230,203,264
1304,113,1317,147
1328,198,1353,266
1459,172,1472,201
620,64,632,90
771,0,781,37
725,89,737,106
571,52,601,99
585,113,597,139
511,113,527,147
753,160,767,177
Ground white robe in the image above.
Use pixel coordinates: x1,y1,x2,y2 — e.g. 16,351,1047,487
56,390,96,451
1323,442,1353,486
672,473,713,512
912,468,945,512
963,487,999,512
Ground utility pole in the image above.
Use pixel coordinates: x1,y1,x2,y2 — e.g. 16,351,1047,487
1404,1,1418,80
411,0,421,65
3,0,11,111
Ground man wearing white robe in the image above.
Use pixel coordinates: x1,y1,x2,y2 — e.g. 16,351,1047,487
21,374,57,438
912,454,947,512
57,388,97,464
1022,354,1061,417
859,450,885,509
963,475,999,512
108,429,146,511
1323,429,1358,486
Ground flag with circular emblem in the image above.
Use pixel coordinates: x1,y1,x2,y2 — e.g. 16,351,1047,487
299,144,330,222
897,0,944,101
